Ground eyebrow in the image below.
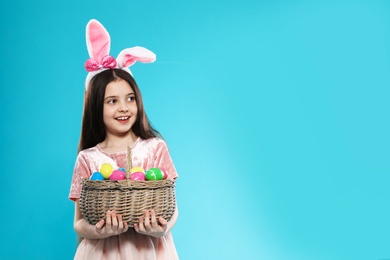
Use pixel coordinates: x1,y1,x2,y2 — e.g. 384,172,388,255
104,93,135,100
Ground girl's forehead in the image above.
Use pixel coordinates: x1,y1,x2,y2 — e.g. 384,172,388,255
105,79,134,95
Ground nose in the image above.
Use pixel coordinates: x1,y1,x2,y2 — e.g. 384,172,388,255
118,101,129,112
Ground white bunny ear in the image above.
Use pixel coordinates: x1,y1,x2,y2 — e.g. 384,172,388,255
116,47,156,68
86,19,111,62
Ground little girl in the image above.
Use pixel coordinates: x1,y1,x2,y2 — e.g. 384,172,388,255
68,20,179,259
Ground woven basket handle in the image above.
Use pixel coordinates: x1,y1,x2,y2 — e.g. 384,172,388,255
125,146,132,179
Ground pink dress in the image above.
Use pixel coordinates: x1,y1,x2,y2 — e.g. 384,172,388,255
69,137,179,260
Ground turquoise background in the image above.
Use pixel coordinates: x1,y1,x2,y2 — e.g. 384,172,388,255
1,0,389,259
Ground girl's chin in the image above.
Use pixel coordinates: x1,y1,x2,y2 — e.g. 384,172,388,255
106,126,133,135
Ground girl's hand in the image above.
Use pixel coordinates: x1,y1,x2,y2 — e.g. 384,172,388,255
134,209,168,238
95,210,129,238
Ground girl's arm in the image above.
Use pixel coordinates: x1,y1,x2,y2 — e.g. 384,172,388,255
74,199,129,239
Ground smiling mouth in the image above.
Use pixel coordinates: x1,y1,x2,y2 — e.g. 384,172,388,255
116,116,130,122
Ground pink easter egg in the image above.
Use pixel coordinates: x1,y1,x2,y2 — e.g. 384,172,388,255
130,172,146,181
160,167,168,179
109,169,126,180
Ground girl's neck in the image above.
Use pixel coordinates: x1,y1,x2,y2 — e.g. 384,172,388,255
99,131,138,153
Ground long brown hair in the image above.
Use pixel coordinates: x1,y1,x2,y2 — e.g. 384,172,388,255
78,69,160,152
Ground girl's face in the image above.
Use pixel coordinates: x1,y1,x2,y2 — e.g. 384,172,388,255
103,79,138,137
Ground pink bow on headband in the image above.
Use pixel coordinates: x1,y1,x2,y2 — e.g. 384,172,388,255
84,55,117,72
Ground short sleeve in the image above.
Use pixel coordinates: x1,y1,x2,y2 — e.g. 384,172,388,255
154,140,178,180
68,153,91,201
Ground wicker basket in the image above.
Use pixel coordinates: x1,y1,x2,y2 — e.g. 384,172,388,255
79,147,176,227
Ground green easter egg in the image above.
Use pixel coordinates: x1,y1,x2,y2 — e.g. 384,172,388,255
145,168,164,181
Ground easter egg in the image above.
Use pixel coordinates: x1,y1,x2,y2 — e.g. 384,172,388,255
145,168,164,181
90,172,105,180
130,166,145,174
160,167,168,179
100,163,114,179
109,169,126,180
130,172,146,181
118,167,126,172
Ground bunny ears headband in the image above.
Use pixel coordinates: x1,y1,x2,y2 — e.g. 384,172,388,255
84,19,156,90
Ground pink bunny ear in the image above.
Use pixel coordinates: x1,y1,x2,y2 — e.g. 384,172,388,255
116,47,156,68
86,19,110,63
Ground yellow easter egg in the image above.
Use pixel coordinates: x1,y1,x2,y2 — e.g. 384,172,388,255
130,166,145,174
100,163,114,179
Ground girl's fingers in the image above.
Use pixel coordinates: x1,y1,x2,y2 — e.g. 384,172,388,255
106,210,112,226
150,209,158,228
98,210,129,235
123,222,129,232
144,210,151,231
138,216,146,232
111,210,118,228
117,214,124,230
95,219,105,229
134,210,166,235
144,210,150,222
116,214,129,233
134,223,139,232
158,217,168,230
